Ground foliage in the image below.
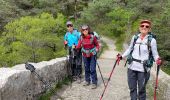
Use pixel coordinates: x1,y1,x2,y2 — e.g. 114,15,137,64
0,13,66,67
106,7,134,37
0,0,90,31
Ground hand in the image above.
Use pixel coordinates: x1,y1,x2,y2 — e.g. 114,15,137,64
156,57,162,65
64,41,68,45
64,44,67,49
96,48,99,52
117,54,122,60
72,45,76,49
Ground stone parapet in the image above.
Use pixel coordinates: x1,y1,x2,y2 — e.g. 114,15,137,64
0,57,68,100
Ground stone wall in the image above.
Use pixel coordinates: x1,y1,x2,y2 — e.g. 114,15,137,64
150,65,170,100
0,57,68,100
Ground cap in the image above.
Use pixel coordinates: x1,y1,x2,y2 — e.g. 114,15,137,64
140,20,151,25
81,25,89,29
66,21,73,25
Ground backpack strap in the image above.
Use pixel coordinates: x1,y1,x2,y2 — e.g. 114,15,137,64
130,33,139,54
147,32,156,50
127,33,139,64
81,34,95,46
73,29,80,40
65,29,79,41
90,34,94,44
147,33,154,61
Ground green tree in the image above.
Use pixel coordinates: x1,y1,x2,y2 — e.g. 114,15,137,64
0,13,66,67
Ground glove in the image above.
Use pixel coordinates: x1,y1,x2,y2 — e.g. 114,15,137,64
117,54,122,60
64,44,67,49
156,57,162,65
64,41,68,45
72,45,75,49
96,48,99,52
64,41,68,49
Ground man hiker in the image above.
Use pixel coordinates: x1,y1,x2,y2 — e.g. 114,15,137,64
76,25,100,89
64,21,82,82
118,20,162,100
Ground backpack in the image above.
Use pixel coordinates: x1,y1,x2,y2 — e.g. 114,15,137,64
127,32,156,69
90,31,100,40
80,34,95,45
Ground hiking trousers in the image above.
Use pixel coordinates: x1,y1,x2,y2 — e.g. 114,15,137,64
83,55,98,84
128,68,150,100
68,47,82,77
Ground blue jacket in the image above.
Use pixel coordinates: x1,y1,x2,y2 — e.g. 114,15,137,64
64,29,81,47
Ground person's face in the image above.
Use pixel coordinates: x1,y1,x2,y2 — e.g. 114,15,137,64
67,24,73,32
82,28,88,36
139,23,151,34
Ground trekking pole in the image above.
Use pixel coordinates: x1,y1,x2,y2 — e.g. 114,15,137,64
154,65,160,100
96,57,106,87
71,45,76,80
66,47,73,86
25,63,62,99
124,60,128,67
99,54,121,100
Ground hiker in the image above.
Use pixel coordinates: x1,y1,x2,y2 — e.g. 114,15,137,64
76,25,100,89
119,20,162,100
64,21,82,82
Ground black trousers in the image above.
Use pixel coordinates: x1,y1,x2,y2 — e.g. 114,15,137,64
127,69,150,100
68,47,82,78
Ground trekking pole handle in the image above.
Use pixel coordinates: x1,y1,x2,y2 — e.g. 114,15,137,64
124,60,128,67
116,54,121,65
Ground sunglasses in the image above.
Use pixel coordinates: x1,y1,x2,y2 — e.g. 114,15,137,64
67,24,73,27
82,29,88,31
140,25,150,28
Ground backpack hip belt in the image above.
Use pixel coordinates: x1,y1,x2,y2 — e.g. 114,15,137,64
81,47,96,56
132,58,144,64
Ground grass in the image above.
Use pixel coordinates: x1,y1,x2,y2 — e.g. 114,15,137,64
115,37,124,51
147,77,166,100
38,77,71,100
146,81,154,100
161,65,170,75
97,40,108,58
100,33,126,52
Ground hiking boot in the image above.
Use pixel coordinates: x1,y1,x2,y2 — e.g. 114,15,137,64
72,76,77,81
83,81,90,86
91,84,97,89
77,77,82,84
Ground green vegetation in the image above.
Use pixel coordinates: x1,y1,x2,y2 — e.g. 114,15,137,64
0,13,66,67
162,62,170,75
147,79,166,100
0,0,91,67
97,40,108,58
